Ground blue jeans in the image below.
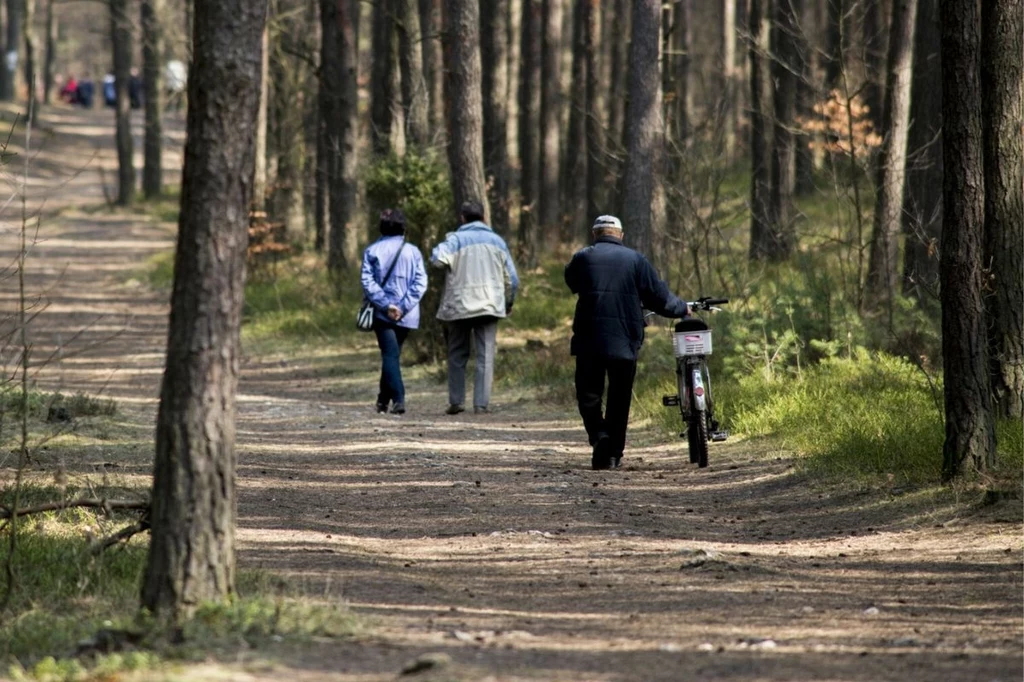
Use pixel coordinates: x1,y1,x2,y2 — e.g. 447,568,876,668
374,320,410,406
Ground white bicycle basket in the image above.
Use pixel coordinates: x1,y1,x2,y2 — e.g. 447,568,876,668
674,329,713,356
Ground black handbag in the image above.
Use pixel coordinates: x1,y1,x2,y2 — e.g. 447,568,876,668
357,238,405,332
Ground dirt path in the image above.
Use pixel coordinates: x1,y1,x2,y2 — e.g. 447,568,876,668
1,106,1021,682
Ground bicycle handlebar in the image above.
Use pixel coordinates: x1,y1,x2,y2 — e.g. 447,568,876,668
687,297,730,311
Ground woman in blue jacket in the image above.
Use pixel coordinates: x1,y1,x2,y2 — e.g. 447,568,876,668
360,209,428,414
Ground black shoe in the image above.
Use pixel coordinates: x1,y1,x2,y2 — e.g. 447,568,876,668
611,457,622,469
445,403,465,415
391,402,406,415
591,433,612,470
375,401,388,414
474,405,489,414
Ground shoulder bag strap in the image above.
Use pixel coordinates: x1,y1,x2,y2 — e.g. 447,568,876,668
378,238,406,287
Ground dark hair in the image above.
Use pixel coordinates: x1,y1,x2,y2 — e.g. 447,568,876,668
379,208,406,236
459,200,485,223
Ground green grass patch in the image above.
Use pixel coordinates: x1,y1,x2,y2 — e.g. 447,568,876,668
1,526,360,680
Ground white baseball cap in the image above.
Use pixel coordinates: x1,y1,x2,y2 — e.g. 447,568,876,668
592,215,623,231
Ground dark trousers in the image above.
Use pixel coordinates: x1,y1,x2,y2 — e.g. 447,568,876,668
574,354,637,457
374,320,409,406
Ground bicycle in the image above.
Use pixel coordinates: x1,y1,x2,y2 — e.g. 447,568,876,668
661,297,730,468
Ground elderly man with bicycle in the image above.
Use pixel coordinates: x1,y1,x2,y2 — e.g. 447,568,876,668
564,215,690,470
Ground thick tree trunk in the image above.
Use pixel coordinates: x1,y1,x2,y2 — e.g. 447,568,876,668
901,0,941,301
981,0,1024,420
142,0,163,198
420,0,445,136
795,0,816,195
0,0,21,101
397,0,429,148
443,0,488,216
604,0,630,210
371,0,398,156
767,0,801,260
325,0,360,271
140,0,267,621
622,0,663,258
269,8,309,243
539,0,562,238
866,0,917,314
563,0,586,227
939,0,995,480
110,0,135,206
43,0,56,106
23,0,36,118
584,0,603,220
481,0,510,236
670,0,692,148
748,0,772,260
517,0,541,264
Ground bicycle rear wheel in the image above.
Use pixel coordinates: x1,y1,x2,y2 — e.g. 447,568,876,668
688,405,709,468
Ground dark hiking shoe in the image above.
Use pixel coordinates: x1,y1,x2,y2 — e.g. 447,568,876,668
375,402,388,414
474,405,489,414
591,433,612,470
391,402,406,415
445,403,465,415
611,457,622,469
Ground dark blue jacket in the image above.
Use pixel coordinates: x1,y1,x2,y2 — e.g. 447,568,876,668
565,236,688,360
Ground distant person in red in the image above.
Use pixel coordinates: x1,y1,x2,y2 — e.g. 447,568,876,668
59,75,78,104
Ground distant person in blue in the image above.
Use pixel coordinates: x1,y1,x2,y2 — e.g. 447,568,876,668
430,200,519,415
361,209,428,415
102,74,116,107
565,215,689,470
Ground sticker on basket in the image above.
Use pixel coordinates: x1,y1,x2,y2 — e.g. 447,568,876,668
685,335,701,341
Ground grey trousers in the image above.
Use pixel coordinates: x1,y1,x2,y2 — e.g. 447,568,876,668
446,318,498,408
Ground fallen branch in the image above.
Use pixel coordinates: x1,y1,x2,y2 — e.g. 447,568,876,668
90,518,150,555
0,498,148,520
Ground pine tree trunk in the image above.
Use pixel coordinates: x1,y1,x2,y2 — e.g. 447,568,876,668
481,0,510,236
748,0,772,259
43,0,55,106
443,0,488,216
420,0,445,135
862,0,886,139
329,0,360,271
901,0,941,301
824,0,843,90
604,0,630,211
795,0,816,195
269,9,309,243
584,0,604,220
517,0,541,265
1,0,21,101
939,0,995,480
110,0,135,206
981,0,1024,420
622,0,663,258
397,0,429,148
767,0,800,260
866,0,917,314
539,0,562,237
253,28,269,211
719,0,737,159
142,0,163,198
140,0,267,621
371,0,397,156
563,0,587,226
22,0,35,118
671,0,693,147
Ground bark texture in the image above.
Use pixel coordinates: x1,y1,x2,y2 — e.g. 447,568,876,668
981,0,1024,419
142,0,164,198
141,0,267,620
397,0,429,148
110,0,135,206
443,0,488,216
43,0,55,106
939,0,995,479
901,0,941,301
621,0,663,258
371,0,398,155
584,0,603,219
420,0,445,135
539,0,562,236
766,0,801,260
748,0,772,259
866,0,917,313
517,0,541,263
481,0,510,235
0,0,20,101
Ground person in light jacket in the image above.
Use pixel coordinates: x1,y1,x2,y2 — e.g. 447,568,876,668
361,209,428,415
430,200,519,415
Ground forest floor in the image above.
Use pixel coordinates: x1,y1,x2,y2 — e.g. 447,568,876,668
0,105,1021,682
